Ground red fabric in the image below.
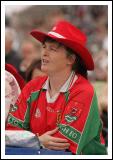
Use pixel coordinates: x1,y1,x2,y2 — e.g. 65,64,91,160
30,20,94,70
100,132,105,145
6,75,96,154
5,64,25,90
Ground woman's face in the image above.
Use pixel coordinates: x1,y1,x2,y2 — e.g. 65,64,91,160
41,41,72,75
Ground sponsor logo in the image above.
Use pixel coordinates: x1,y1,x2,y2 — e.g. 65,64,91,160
7,114,29,129
58,123,81,144
65,114,77,123
65,107,82,123
7,114,23,128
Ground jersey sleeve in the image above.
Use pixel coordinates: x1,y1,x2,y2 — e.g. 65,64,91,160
53,88,106,154
6,82,33,131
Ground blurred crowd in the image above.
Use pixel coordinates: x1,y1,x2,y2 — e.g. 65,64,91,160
5,5,108,146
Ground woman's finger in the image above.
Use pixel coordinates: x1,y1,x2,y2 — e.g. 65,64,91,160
51,136,68,143
49,141,70,148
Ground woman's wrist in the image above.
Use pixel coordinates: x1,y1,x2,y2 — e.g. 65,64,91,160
38,135,45,149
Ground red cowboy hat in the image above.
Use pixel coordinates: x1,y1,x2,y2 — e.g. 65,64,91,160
30,20,94,70
5,64,25,90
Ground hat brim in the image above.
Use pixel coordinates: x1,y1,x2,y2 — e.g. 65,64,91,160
30,30,94,70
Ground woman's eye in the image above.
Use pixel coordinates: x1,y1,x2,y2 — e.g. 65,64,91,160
50,47,57,52
42,44,57,52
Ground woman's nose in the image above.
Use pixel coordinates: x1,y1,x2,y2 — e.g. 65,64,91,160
42,47,49,56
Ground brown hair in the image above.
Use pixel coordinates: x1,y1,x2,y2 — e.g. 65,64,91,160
66,47,88,79
25,59,42,82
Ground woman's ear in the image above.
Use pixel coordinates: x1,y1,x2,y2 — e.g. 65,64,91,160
67,54,76,65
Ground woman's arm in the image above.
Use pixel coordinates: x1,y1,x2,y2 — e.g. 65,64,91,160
38,127,70,150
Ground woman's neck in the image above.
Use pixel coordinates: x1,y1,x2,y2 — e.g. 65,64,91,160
48,69,72,97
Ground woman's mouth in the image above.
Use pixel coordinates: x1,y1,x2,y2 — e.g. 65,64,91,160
42,59,49,65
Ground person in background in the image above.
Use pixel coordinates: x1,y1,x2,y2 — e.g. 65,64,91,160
98,83,108,148
19,39,41,79
5,28,22,73
5,64,25,122
25,59,46,82
6,20,107,155
5,66,40,152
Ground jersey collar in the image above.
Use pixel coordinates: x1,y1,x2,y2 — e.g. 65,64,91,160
42,71,77,93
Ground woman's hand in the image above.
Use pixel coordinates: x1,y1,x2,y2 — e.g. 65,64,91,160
37,128,70,150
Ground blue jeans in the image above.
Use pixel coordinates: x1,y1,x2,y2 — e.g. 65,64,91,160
5,146,72,155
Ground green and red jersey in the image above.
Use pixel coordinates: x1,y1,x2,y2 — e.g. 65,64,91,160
6,73,107,154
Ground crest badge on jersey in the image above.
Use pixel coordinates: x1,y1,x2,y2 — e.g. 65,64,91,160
35,108,41,118
65,106,82,123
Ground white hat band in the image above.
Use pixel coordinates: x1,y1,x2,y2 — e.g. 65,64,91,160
48,31,66,39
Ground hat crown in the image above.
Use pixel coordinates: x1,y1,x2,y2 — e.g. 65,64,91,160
51,20,87,44
30,20,94,70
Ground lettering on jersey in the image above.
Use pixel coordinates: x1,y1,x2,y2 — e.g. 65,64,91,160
7,114,23,129
65,106,82,123
35,108,41,118
7,114,30,130
47,106,55,112
58,123,81,144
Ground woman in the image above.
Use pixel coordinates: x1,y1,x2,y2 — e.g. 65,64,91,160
6,20,107,155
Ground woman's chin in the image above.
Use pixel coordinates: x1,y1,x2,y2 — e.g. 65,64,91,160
41,66,49,74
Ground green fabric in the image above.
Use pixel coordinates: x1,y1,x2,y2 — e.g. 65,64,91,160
7,114,24,129
64,91,70,103
23,90,40,129
76,91,107,155
23,98,31,130
81,138,107,155
7,90,41,130
58,123,81,144
29,91,40,102
81,122,107,155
